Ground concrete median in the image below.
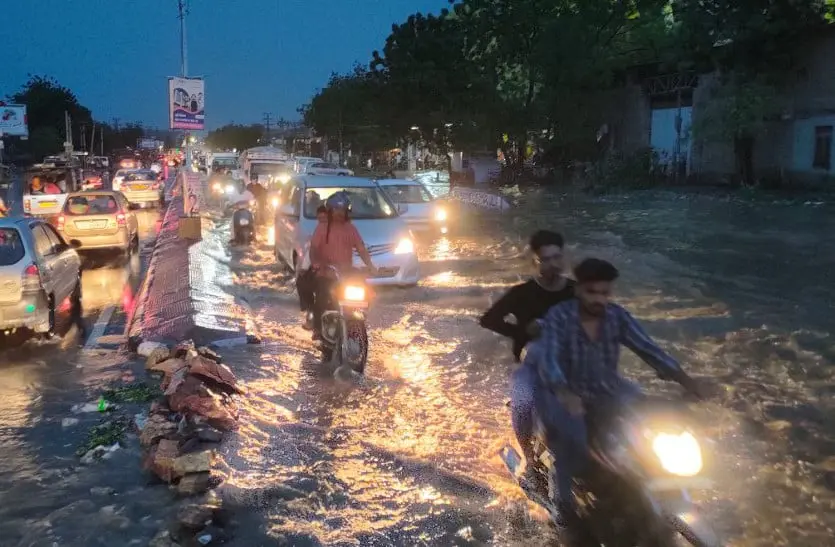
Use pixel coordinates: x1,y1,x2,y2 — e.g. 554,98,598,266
125,171,259,351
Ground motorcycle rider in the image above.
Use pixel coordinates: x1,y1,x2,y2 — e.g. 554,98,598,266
479,230,574,491
298,205,328,330
534,257,705,535
308,192,376,339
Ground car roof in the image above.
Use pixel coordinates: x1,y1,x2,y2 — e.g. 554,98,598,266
298,175,378,189
66,190,120,198
375,178,418,187
0,216,36,229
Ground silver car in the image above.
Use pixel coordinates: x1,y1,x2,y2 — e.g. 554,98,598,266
0,217,82,336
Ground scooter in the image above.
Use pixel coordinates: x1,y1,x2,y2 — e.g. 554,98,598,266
231,203,255,245
318,265,370,374
501,394,722,546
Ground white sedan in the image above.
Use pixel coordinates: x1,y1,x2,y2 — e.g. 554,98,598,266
376,178,448,234
304,162,353,176
273,175,419,287
112,169,139,192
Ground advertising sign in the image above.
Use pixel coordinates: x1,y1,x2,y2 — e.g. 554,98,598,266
181,170,202,216
168,77,205,130
0,104,29,137
138,138,163,150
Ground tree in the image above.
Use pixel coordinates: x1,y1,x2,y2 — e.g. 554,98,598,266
9,75,93,157
205,124,264,151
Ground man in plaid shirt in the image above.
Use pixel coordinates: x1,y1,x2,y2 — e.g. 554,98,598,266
532,258,703,532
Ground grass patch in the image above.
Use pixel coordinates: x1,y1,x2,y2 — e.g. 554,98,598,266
102,382,162,404
76,416,131,457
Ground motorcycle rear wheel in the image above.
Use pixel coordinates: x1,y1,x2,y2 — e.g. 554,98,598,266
343,319,368,374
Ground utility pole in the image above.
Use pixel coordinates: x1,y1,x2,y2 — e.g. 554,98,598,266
112,117,120,131
177,0,191,164
100,125,104,156
64,111,73,161
263,113,273,143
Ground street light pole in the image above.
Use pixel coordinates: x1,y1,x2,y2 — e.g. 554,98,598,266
177,0,190,164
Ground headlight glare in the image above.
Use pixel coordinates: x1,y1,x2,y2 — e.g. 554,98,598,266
652,431,703,476
394,238,414,254
344,285,366,301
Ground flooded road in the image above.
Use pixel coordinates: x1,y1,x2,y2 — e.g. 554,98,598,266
0,206,166,546
213,189,835,546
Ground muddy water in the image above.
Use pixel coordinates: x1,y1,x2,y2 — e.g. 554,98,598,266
216,189,835,546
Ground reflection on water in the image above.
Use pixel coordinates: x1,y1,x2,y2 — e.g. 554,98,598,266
219,190,835,545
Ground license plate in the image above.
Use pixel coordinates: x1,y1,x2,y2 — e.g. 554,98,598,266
339,300,369,308
130,184,149,191
76,220,107,229
374,267,398,278
39,201,57,208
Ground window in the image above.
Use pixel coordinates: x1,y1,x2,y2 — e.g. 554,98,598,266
32,225,54,256
813,125,833,170
65,194,119,215
383,184,432,203
43,224,66,251
0,228,25,266
303,186,396,219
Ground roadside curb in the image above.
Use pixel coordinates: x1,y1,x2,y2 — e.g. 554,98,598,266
125,172,260,352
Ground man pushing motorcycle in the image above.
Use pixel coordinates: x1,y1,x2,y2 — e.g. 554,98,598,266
531,257,707,541
307,192,376,340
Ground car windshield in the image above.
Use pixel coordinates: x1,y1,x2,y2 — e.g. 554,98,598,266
65,194,120,215
0,228,26,266
383,184,432,203
124,171,155,181
212,158,237,167
303,186,397,219
252,163,290,176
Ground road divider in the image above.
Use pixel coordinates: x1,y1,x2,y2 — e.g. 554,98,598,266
126,171,260,351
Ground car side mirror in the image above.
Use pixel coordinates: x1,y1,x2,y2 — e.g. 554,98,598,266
397,203,408,213
56,242,71,253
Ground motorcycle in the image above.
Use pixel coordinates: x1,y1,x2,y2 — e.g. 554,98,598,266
501,395,721,547
231,203,255,245
318,265,370,374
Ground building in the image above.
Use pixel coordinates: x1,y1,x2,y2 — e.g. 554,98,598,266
606,28,835,186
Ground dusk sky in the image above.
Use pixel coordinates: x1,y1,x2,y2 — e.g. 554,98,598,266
2,0,449,130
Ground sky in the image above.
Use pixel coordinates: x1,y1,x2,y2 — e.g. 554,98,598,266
1,0,450,130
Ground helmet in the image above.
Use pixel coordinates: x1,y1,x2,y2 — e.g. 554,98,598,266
325,191,351,211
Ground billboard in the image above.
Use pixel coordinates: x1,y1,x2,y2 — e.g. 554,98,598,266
168,77,204,130
181,170,202,216
138,138,164,150
0,104,28,137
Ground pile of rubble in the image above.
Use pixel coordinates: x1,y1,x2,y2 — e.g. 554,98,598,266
138,340,242,546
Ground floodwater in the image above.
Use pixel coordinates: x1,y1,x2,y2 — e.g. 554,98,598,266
213,188,835,546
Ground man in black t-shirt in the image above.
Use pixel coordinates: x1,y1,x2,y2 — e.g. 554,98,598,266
480,230,575,488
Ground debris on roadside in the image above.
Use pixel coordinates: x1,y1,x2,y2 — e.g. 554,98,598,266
76,416,132,459
136,339,240,544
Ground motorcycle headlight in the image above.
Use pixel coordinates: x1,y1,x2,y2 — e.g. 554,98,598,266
652,431,702,476
434,208,447,222
394,238,414,254
225,185,235,194
271,197,279,208
213,182,222,192
278,174,291,184
344,285,366,301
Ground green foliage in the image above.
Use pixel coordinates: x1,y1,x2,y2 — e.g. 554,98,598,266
205,124,265,151
584,147,669,192
692,78,780,142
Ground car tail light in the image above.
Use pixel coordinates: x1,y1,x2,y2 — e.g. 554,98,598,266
22,263,41,290
116,213,126,226
56,215,65,231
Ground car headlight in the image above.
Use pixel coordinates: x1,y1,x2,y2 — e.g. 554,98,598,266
271,197,279,208
344,285,366,301
394,238,414,254
652,431,703,476
278,174,291,184
213,182,222,192
434,208,447,222
225,185,235,194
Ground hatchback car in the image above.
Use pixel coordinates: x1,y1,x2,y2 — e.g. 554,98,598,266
119,170,163,207
376,178,448,234
57,192,139,257
0,217,82,336
273,175,420,286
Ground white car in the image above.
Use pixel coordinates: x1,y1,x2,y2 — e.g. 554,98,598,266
376,178,448,234
273,175,420,287
293,157,322,174
304,162,353,176
112,168,139,192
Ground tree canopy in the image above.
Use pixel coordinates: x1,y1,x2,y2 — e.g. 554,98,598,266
205,124,265,151
300,0,835,172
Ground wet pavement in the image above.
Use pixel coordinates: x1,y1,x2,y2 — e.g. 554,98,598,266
207,189,835,546
0,197,168,546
